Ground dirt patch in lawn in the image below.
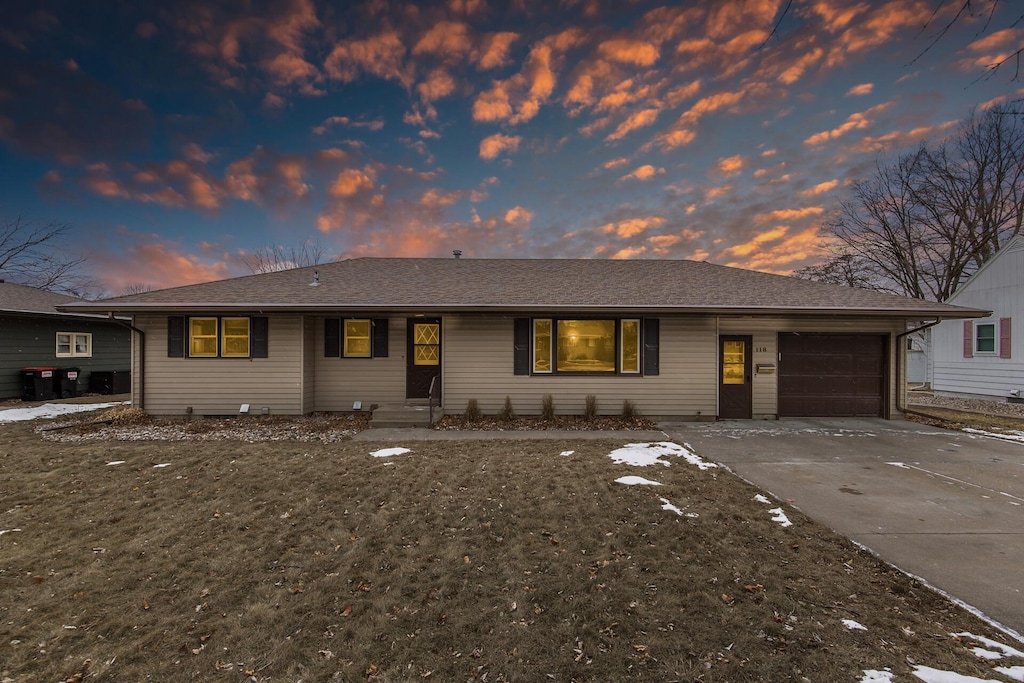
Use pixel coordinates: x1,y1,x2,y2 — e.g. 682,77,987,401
2,420,1022,682
905,404,1024,434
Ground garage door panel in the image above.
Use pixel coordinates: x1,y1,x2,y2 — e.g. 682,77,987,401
779,333,885,417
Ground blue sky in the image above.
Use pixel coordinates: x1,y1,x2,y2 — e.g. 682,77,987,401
0,0,1021,294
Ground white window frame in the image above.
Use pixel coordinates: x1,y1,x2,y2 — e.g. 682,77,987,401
975,322,997,355
56,332,93,358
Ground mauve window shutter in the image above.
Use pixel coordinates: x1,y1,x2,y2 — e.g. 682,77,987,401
372,319,389,358
324,318,340,357
963,320,974,358
513,318,530,375
1000,318,1012,359
642,318,660,376
251,317,269,358
167,316,185,357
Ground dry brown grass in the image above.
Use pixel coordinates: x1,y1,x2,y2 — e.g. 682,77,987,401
1,418,1020,682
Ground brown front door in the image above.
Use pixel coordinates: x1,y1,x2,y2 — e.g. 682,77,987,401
719,335,752,419
407,319,441,400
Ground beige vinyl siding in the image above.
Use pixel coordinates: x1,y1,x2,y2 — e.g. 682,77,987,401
137,314,304,416
313,317,406,410
301,316,316,413
443,316,718,418
718,317,903,419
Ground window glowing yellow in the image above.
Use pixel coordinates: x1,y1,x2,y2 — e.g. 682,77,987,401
722,340,745,385
413,323,439,366
533,319,552,373
557,320,615,372
344,319,371,357
621,320,640,374
222,317,250,357
190,318,218,357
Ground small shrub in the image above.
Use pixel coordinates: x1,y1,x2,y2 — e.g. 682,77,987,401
498,395,516,421
584,394,598,420
621,399,638,420
464,398,483,422
541,394,555,421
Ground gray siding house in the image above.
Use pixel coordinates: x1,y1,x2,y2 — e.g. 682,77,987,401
1,281,131,400
60,258,987,420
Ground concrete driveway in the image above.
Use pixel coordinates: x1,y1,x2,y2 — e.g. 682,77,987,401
661,418,1024,636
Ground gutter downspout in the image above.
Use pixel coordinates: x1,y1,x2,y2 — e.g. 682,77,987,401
110,313,145,410
895,319,942,414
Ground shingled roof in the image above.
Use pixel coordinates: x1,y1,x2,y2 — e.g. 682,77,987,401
59,258,988,319
0,280,91,317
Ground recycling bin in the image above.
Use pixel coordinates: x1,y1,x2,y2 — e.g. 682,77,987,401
20,367,58,401
89,370,131,395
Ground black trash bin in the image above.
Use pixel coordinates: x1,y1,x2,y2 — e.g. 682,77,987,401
88,370,131,395
21,367,58,401
56,367,80,398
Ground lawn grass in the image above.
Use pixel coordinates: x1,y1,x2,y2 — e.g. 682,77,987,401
1,418,1020,682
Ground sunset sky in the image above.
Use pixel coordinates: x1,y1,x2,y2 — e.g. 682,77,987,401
1,0,1022,295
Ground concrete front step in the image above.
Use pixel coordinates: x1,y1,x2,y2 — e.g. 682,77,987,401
370,403,439,428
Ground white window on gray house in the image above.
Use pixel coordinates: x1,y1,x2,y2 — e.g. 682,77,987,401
975,323,996,354
56,332,93,358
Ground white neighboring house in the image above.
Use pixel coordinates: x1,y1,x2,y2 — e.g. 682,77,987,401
932,235,1022,400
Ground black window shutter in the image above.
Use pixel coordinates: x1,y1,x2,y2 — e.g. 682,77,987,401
168,316,185,357
324,318,340,357
372,319,389,357
642,318,660,376
513,318,531,375
251,317,269,358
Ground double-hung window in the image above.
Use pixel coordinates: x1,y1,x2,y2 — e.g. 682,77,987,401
56,332,92,358
167,316,268,358
975,323,996,354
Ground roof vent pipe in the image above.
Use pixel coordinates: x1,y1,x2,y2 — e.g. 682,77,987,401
309,270,320,286
453,250,462,259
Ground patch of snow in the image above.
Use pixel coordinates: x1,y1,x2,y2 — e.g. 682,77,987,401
753,494,771,504
887,461,911,469
0,529,23,536
615,476,663,486
962,428,1024,445
972,648,1004,660
370,447,411,458
767,507,793,528
608,442,717,470
106,461,125,466
912,665,1001,682
0,401,126,424
153,463,171,468
659,498,683,515
862,669,895,682
951,632,1024,659
560,450,574,457
843,619,867,631
995,666,1024,682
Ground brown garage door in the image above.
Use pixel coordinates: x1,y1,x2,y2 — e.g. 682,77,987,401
778,333,886,417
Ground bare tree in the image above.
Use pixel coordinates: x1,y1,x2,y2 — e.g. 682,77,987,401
240,239,331,274
812,105,1024,301
792,252,887,291
120,283,155,295
0,214,97,296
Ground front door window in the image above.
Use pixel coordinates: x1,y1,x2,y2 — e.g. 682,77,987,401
413,323,440,365
722,340,746,384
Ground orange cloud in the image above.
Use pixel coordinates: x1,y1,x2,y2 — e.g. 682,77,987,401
479,133,522,160
597,38,659,66
958,28,1024,72
328,167,375,198
846,82,873,96
86,232,237,292
413,21,473,58
599,216,667,238
476,31,519,69
619,164,664,182
804,102,893,146
504,206,535,225
324,31,411,87
801,180,839,196
605,108,660,142
715,155,745,176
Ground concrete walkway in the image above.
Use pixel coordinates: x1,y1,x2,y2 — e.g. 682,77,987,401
661,418,1024,637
